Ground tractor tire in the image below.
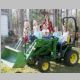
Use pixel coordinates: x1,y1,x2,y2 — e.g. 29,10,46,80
27,59,36,67
37,59,50,72
55,58,62,63
64,50,79,66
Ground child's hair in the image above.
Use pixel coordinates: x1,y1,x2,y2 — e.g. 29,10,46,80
62,24,68,32
43,23,46,26
24,20,30,28
54,27,58,32
43,23,47,29
33,20,37,26
45,14,50,20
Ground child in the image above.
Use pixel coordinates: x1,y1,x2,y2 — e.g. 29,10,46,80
53,26,69,43
62,25,69,43
53,27,62,38
42,23,51,39
23,20,31,43
32,20,42,39
53,26,69,56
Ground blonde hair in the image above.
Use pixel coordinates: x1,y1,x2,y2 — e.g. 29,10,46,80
54,27,58,31
33,20,38,26
24,20,30,28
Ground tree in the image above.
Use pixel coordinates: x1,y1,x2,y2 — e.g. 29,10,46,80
29,9,45,28
66,9,68,27
55,9,58,27
76,10,80,31
18,9,24,37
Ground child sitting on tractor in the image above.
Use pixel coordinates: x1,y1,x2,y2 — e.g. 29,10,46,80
53,25,69,56
42,23,51,39
61,24,69,43
29,20,42,43
53,27,62,39
53,25,69,44
33,20,42,39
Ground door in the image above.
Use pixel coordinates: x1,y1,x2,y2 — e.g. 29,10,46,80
1,15,8,37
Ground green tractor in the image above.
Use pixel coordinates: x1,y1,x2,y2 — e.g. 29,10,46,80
1,17,79,72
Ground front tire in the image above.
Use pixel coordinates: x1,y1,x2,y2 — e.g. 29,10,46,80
64,50,79,66
37,59,50,72
27,59,36,67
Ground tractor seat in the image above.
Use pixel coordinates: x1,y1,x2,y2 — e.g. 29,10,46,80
67,35,71,44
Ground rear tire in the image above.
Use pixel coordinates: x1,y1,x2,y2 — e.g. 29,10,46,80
64,50,79,66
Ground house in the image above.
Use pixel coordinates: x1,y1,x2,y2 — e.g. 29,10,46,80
1,9,12,37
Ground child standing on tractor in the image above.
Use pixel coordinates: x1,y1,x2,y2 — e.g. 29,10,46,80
23,20,31,53
23,20,31,43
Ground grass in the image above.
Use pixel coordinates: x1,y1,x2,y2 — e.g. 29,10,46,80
48,47,80,73
49,61,80,73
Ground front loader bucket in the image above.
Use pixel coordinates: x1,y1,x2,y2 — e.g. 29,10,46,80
1,46,26,68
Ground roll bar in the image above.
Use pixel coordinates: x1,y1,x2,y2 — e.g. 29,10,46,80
62,17,78,46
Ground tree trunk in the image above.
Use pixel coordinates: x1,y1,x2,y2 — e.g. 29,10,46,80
66,9,68,27
55,9,58,27
8,9,12,31
59,9,62,30
26,9,29,20
53,9,56,27
76,9,77,23
0,9,2,51
18,9,24,37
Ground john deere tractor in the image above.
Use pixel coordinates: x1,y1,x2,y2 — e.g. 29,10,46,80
1,17,79,72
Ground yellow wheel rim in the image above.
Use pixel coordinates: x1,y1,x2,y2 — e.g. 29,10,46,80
70,53,77,64
42,62,49,71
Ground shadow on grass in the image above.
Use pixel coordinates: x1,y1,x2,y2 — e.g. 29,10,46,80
48,61,80,73
27,59,80,73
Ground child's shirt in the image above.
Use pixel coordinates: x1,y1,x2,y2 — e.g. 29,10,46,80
33,26,42,39
53,31,62,38
53,31,69,43
58,31,69,43
23,26,31,38
62,31,69,42
42,29,49,37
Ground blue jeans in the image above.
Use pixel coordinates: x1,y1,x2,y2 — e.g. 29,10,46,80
29,35,37,43
57,41,66,53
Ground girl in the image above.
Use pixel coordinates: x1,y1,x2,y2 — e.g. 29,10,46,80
33,20,42,39
42,23,49,37
23,20,31,43
41,15,54,33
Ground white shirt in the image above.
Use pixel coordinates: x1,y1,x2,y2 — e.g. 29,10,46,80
33,26,40,32
59,31,69,43
53,31,69,43
42,29,49,37
33,26,42,39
